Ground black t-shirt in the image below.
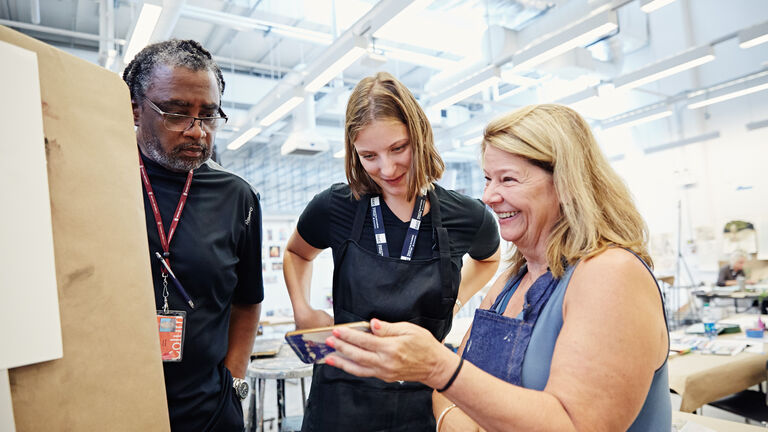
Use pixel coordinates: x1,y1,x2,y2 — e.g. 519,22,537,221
140,154,264,430
297,183,499,263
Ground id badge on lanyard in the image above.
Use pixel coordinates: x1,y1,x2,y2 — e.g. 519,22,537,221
157,309,187,362
140,150,194,362
156,265,191,362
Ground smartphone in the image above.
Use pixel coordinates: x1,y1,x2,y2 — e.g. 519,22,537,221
284,321,371,364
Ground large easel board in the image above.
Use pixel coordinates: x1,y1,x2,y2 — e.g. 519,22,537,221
1,26,170,431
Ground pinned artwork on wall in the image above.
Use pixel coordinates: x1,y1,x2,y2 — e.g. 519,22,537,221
723,220,757,256
269,245,281,258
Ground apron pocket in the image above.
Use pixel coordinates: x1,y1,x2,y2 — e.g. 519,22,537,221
307,366,434,432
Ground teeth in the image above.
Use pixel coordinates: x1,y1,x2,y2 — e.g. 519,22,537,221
497,211,518,219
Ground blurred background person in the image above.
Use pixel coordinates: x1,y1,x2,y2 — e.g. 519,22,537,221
716,250,755,287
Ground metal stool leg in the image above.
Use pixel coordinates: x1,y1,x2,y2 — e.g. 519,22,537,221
247,376,257,432
257,378,266,432
277,379,286,430
300,378,307,411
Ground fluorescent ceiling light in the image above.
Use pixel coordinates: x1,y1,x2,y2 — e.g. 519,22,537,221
614,46,715,90
271,27,333,45
746,119,768,131
640,0,677,13
123,3,163,64
601,105,672,130
644,131,720,154
260,89,306,127
429,67,501,111
511,10,618,71
227,127,262,151
304,36,368,93
738,21,768,49
376,43,458,70
687,72,768,110
182,6,333,45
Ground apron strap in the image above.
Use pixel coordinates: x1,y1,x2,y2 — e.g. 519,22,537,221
491,268,527,313
350,194,369,243
427,188,454,300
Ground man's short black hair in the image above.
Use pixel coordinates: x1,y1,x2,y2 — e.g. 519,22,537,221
122,39,225,102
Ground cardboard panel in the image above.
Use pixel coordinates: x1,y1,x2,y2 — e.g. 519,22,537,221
0,25,170,431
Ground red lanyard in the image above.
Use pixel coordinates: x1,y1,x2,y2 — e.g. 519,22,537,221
138,151,193,273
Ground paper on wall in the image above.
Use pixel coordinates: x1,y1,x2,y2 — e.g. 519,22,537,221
0,40,62,370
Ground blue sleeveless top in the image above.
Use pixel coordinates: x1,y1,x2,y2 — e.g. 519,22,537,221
518,261,671,430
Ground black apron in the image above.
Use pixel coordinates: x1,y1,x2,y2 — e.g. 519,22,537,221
301,189,460,432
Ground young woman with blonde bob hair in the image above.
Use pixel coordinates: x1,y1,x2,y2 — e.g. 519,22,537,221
283,72,501,431
323,104,671,431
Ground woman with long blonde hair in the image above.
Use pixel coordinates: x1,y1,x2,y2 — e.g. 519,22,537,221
324,104,671,431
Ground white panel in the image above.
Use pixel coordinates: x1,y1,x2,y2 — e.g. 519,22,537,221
0,41,63,369
0,370,15,432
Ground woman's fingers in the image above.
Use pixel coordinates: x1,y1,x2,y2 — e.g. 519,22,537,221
371,319,424,337
325,337,401,382
325,354,376,378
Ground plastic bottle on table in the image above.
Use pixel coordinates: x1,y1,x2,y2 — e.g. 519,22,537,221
701,302,718,340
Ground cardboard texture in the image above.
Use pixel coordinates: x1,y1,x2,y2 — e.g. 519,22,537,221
1,25,170,431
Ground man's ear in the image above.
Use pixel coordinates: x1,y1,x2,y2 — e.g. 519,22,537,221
131,99,141,127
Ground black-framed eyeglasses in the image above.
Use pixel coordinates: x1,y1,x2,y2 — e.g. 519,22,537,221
144,98,228,132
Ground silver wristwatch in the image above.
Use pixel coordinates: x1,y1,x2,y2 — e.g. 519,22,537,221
232,377,249,400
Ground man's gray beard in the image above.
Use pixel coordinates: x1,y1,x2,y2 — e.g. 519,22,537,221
143,137,210,172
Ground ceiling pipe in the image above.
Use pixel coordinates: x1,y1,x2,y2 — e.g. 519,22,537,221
213,56,292,74
30,0,41,24
181,5,333,45
98,0,116,69
0,19,127,45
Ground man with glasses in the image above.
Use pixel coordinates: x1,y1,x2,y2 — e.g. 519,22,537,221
123,39,263,431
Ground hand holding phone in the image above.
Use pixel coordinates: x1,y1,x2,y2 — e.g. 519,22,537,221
284,321,370,364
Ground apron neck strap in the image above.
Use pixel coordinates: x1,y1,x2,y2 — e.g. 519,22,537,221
427,188,454,299
426,188,442,229
351,193,369,242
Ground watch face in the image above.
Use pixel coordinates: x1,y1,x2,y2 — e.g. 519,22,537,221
234,380,249,400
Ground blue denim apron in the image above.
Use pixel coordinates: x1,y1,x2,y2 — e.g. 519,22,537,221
462,266,558,385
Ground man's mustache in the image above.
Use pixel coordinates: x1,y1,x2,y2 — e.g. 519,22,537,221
175,143,209,152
